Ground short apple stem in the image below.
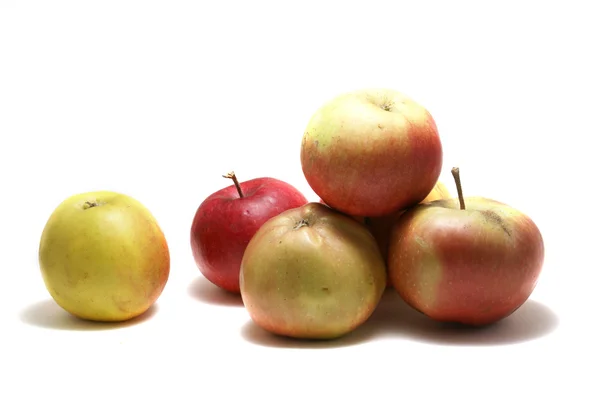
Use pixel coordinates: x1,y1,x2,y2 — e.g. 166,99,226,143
451,167,466,210
223,171,244,198
293,219,309,230
83,201,99,210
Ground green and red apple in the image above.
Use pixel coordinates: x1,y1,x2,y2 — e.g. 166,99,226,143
388,168,545,326
38,191,170,322
239,202,387,340
301,88,443,217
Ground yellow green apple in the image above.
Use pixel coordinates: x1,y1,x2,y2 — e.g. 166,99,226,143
38,191,170,322
421,181,451,203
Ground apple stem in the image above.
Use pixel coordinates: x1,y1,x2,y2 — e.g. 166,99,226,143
451,167,466,210
222,171,244,198
293,219,309,230
83,201,99,210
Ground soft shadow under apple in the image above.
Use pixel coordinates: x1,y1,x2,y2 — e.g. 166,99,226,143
241,318,379,349
19,299,158,331
241,289,559,348
367,289,560,346
188,276,244,307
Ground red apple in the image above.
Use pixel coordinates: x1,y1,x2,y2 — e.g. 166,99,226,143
388,168,545,326
301,88,443,217
239,202,387,340
190,172,308,293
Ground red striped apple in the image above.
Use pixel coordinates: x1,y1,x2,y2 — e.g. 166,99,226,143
388,168,545,326
190,172,307,294
301,88,443,217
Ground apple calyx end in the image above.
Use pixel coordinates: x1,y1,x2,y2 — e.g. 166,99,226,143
293,219,310,230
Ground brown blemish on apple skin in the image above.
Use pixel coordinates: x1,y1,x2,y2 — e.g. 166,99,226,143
479,210,511,237
380,101,394,112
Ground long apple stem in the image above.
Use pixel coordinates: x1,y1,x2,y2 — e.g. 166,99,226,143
223,171,244,198
451,167,466,210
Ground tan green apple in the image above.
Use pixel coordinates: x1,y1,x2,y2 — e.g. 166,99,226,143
239,202,387,340
38,191,170,322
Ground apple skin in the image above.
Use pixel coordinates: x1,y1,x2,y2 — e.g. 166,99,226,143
388,197,545,326
190,177,308,294
364,180,452,266
320,180,452,287
420,181,451,204
239,202,387,340
301,88,443,217
38,191,170,322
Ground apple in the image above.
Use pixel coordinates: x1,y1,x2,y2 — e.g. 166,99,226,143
421,181,451,203
317,197,364,223
387,168,545,326
300,88,443,217
363,180,453,263
239,202,387,340
320,180,452,287
38,191,170,322
190,171,308,294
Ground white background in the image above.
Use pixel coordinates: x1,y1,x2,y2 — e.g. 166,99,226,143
1,1,598,400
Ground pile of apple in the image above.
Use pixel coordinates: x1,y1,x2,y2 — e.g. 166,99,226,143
37,88,545,341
